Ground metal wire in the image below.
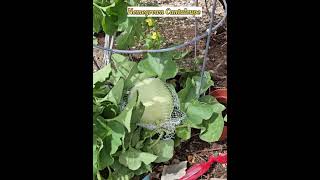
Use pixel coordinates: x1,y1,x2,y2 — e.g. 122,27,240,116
92,0,227,54
194,0,198,60
199,0,217,96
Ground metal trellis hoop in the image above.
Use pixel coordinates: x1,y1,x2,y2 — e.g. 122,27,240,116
92,0,227,54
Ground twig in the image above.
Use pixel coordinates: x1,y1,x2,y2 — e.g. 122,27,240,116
93,57,100,70
194,147,227,153
221,42,227,47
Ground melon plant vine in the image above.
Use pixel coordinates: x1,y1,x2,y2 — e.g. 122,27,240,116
93,0,146,50
93,53,226,180
93,1,226,179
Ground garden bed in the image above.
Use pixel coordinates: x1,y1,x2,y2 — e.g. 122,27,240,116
93,0,227,179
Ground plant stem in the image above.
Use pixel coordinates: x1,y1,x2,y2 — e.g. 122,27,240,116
176,124,189,128
149,131,164,149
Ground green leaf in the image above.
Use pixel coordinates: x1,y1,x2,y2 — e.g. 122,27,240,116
99,2,115,11
173,50,190,60
198,95,226,114
93,6,103,32
108,121,125,154
102,14,118,35
116,18,144,49
211,102,226,114
109,172,133,180
134,163,152,175
119,148,158,170
99,78,124,105
130,101,145,131
131,127,141,147
111,54,139,89
200,113,224,142
126,0,139,6
110,0,127,24
93,142,98,178
93,83,111,98
193,71,214,95
150,140,174,163
178,72,213,104
108,91,138,132
186,100,215,125
98,121,125,170
93,116,110,139
224,114,227,122
93,63,112,88
199,95,219,104
138,53,178,81
110,159,134,180
101,101,119,119
178,78,197,106
93,103,104,114
116,30,133,49
135,129,156,149
98,136,113,169
176,126,191,140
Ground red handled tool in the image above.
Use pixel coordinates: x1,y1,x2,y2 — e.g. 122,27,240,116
179,153,227,180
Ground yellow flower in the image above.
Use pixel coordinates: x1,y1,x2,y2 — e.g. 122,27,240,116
145,18,154,27
151,32,160,40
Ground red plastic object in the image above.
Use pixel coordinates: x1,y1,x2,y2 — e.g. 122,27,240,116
210,87,227,141
179,153,227,180
210,88,227,105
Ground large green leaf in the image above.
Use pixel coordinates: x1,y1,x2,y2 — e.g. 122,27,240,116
186,100,215,125
150,140,174,163
93,6,103,32
110,0,127,24
93,116,110,139
93,63,112,88
108,91,138,132
101,101,119,119
200,113,224,142
130,101,144,131
138,53,178,81
102,14,118,35
98,136,114,169
109,160,136,179
178,78,197,106
133,163,152,175
111,54,139,89
116,18,144,49
93,141,98,178
108,121,125,154
98,78,124,105
178,72,213,104
98,121,125,170
176,126,191,140
119,148,157,170
199,95,219,104
193,71,214,95
93,84,111,98
130,127,141,148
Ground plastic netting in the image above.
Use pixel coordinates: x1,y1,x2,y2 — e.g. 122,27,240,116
120,80,186,140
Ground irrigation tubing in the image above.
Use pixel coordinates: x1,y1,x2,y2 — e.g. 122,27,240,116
92,0,227,54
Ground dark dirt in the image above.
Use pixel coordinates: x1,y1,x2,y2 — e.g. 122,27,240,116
148,129,227,180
